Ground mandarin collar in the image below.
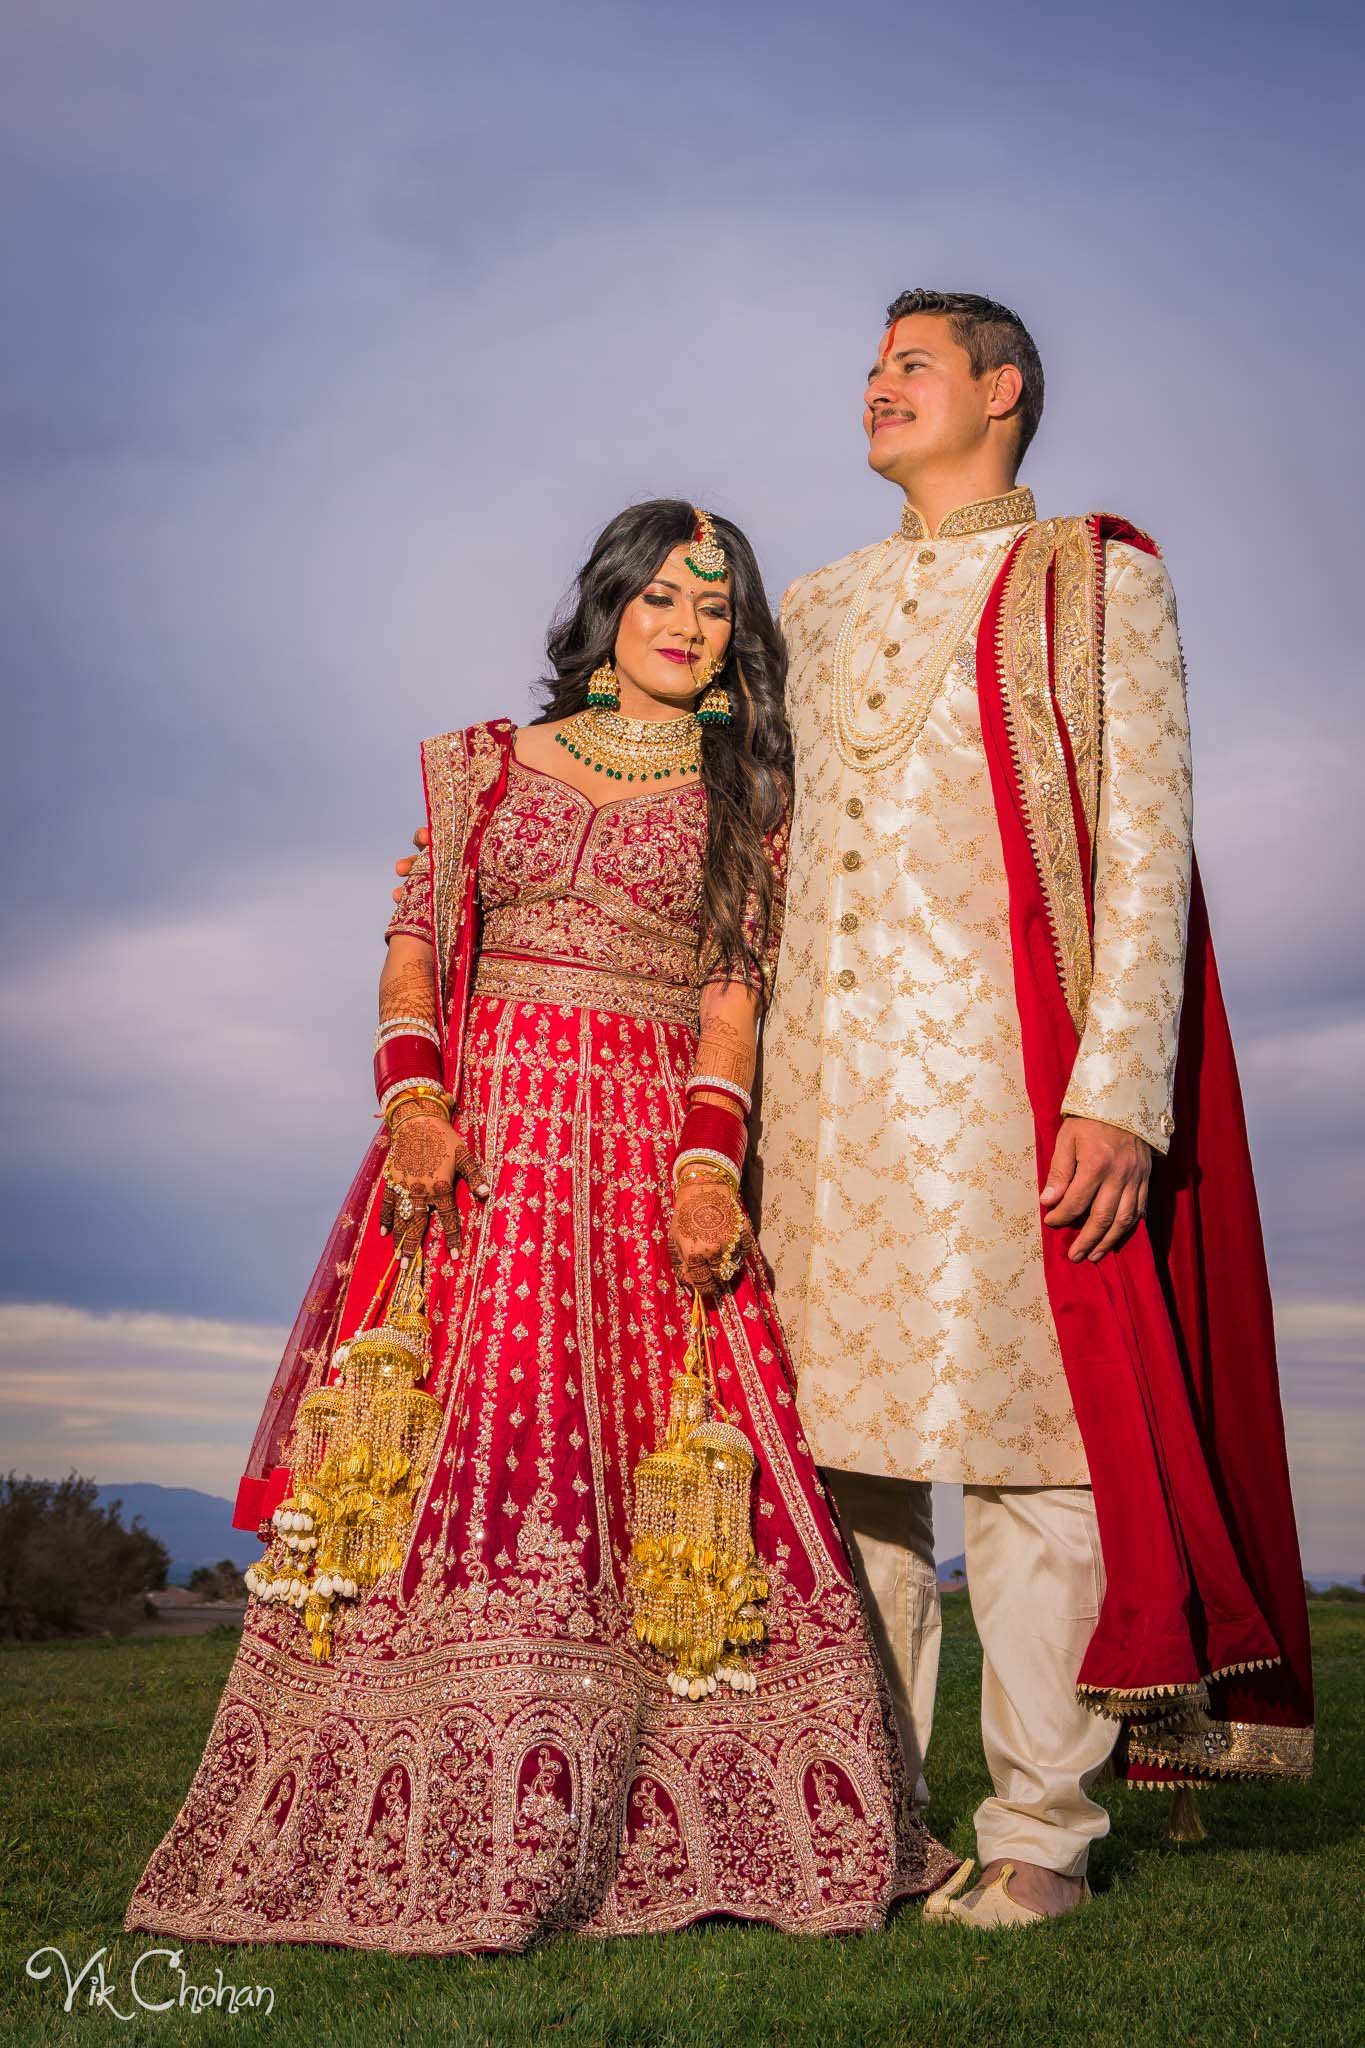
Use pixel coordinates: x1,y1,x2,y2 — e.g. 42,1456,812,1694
898,484,1036,542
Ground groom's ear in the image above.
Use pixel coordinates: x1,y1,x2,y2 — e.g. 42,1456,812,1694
985,362,1024,422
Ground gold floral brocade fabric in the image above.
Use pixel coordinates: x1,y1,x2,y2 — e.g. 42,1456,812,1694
759,510,1192,1487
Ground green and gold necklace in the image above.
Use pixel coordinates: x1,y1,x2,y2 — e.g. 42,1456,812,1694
554,709,701,784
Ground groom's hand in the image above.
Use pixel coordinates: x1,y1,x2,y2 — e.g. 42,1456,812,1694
393,825,431,903
1041,1116,1151,1262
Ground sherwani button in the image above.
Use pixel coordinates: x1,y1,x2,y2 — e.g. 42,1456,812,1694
841,850,862,871
883,642,900,658
901,598,918,615
840,913,859,934
867,691,886,709
918,549,936,565
837,969,856,991
846,797,864,819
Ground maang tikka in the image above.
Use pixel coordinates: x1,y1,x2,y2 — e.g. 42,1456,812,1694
685,508,728,583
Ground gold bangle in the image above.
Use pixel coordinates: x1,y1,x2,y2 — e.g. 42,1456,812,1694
383,1085,453,1129
673,1153,741,1192
387,1097,451,1132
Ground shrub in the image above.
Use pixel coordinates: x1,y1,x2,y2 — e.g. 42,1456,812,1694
0,1472,169,1640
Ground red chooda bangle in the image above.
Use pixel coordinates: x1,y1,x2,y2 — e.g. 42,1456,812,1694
373,1033,444,1105
675,1102,747,1177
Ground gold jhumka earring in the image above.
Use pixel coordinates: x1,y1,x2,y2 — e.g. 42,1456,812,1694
628,1289,768,1697
696,656,733,729
585,660,620,710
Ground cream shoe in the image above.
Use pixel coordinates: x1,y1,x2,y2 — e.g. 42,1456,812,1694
925,1860,1091,1928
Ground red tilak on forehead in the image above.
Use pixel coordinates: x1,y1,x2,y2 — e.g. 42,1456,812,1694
876,319,905,367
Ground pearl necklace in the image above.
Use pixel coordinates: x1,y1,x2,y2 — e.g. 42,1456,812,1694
831,540,1010,774
554,708,701,784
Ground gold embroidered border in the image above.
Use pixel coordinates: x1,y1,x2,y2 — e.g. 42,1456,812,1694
1127,1717,1314,1782
473,954,701,1030
900,484,1037,541
994,520,1094,1030
1078,1652,1282,1721
1078,1677,1209,1721
423,723,511,1027
1050,517,1103,845
422,729,473,1026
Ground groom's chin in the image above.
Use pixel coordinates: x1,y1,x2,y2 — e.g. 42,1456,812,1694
867,426,912,477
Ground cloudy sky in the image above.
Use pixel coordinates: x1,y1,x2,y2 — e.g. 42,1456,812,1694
2,0,1361,1570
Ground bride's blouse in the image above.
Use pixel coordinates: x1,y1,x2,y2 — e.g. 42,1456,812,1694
388,755,786,1031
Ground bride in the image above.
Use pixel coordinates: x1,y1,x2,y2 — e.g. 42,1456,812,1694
124,501,954,1953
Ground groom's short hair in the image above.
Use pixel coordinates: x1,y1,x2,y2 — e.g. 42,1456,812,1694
884,289,1045,461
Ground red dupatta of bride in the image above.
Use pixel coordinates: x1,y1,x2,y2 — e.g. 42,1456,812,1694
975,517,1313,1787
232,720,516,1534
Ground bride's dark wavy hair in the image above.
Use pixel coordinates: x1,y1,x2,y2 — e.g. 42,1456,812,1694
535,500,793,998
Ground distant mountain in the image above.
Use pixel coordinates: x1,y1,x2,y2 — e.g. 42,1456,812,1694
89,1481,976,1594
94,1482,260,1586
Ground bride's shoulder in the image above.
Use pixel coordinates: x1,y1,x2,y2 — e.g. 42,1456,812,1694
418,716,518,756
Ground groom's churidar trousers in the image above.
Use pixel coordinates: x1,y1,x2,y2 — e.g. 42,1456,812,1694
823,1471,1116,1877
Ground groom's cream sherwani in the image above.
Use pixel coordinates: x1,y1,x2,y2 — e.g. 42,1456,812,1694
760,484,1191,1488
757,483,1193,1875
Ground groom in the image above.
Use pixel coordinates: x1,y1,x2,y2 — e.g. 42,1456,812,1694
394,290,1312,1925
754,289,1310,1924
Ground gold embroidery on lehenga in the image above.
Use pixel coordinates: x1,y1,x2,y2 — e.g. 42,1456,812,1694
123,725,956,1953
422,730,472,1023
473,956,700,1027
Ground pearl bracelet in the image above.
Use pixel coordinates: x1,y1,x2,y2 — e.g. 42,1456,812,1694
374,1016,440,1050
684,1073,753,1114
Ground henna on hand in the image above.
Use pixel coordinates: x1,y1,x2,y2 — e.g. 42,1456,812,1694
451,1138,492,1200
692,1015,756,1093
380,1114,491,1261
382,1116,455,1259
669,1174,743,1291
380,958,438,1027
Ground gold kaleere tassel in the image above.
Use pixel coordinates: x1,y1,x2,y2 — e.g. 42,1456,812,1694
628,1290,769,1698
244,1253,443,1661
1167,1785,1207,1843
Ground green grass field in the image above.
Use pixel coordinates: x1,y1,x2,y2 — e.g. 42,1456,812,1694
2,1596,1360,2046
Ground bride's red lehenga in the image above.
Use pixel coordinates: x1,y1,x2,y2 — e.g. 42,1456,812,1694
124,723,955,1953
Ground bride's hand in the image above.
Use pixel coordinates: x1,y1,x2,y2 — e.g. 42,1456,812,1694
381,1110,490,1260
669,1169,744,1292
392,824,431,903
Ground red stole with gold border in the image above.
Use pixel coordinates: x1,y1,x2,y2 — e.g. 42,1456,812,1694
975,518,1312,1786
232,720,516,1534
